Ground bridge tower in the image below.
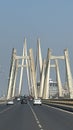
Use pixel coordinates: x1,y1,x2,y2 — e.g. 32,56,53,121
18,38,30,96
7,38,31,99
42,50,64,99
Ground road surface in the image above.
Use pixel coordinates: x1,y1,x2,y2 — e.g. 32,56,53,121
0,100,73,130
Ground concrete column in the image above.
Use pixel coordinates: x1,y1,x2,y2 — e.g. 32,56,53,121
24,39,31,95
18,41,25,96
12,60,18,97
43,49,51,99
7,48,16,100
39,59,46,98
28,59,34,96
55,59,63,97
37,38,43,77
64,49,73,98
29,49,38,99
35,38,43,81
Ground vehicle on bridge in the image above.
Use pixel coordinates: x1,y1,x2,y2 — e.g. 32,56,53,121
6,100,14,105
33,98,42,105
21,98,27,104
17,97,21,101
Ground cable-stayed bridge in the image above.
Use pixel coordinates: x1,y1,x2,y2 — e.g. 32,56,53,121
0,38,73,130
6,38,73,100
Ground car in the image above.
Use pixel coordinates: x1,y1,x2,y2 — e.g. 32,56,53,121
21,98,27,104
7,100,14,105
33,98,42,105
17,97,21,101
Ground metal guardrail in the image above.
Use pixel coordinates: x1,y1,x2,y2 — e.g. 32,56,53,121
42,99,73,112
0,98,7,104
0,97,15,104
42,99,73,106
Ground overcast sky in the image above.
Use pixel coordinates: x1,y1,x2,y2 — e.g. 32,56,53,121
0,0,73,96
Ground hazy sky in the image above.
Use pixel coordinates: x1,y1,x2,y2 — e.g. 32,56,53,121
0,0,73,96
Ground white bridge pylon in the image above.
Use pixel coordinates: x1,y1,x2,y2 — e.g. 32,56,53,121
7,38,73,100
18,39,30,96
7,38,37,100
35,41,73,99
35,42,63,99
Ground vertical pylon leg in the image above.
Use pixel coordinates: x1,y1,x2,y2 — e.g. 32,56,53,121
7,48,16,100
18,40,25,96
39,59,46,98
28,60,34,97
43,49,51,99
29,49,38,99
24,39,31,95
55,59,63,97
37,38,43,77
35,38,43,81
64,49,73,98
12,60,18,97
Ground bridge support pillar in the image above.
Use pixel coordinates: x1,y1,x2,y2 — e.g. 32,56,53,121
55,59,63,97
24,40,31,95
7,48,16,100
12,60,18,97
37,38,43,77
43,49,51,99
64,49,73,98
39,59,46,98
18,42,25,96
29,49,38,99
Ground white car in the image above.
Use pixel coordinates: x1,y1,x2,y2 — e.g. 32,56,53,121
7,100,14,105
17,97,21,101
33,98,42,105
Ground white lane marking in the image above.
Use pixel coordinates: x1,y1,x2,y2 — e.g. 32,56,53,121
37,120,40,124
0,103,17,114
28,102,44,130
43,104,73,115
38,124,42,128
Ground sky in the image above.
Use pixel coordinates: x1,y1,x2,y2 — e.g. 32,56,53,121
0,0,73,96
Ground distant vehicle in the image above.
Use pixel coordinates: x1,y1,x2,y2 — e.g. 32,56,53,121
27,95,33,101
7,100,14,105
33,98,42,105
17,97,21,101
21,98,27,104
30,98,33,101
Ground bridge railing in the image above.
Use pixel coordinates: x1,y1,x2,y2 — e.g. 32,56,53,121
0,97,7,104
0,97,15,104
42,99,73,112
42,99,73,106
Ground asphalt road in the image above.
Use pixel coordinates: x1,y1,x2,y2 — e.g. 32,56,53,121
0,100,73,130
